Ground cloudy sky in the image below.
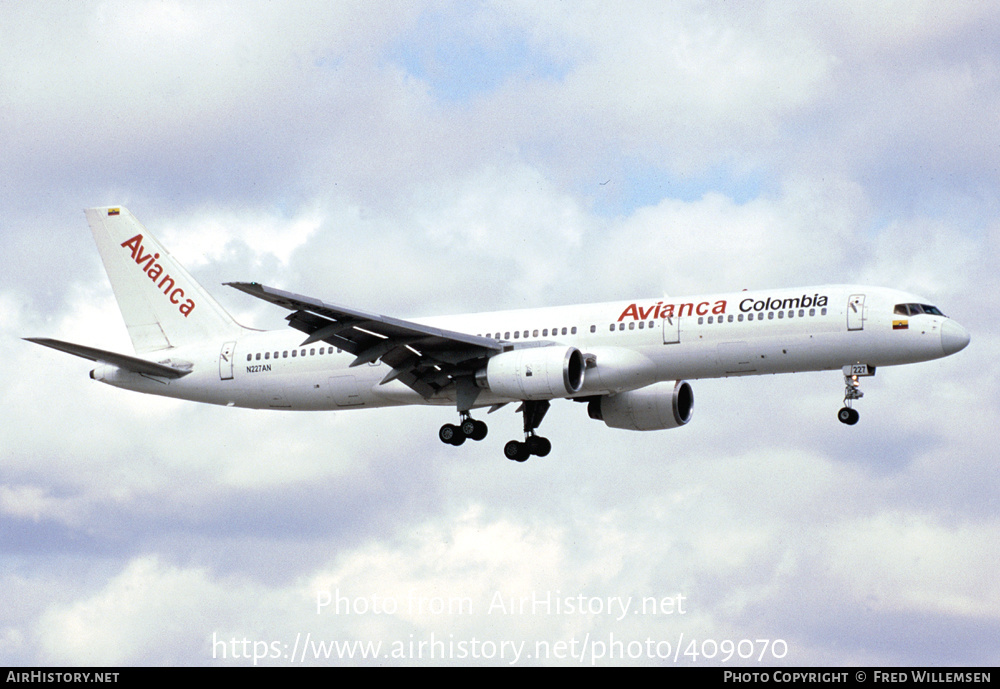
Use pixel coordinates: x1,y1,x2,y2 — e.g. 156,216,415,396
2,0,998,666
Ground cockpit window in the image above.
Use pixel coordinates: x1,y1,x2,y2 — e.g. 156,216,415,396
894,303,946,317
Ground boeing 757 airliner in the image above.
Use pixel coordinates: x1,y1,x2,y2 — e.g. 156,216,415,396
26,208,970,461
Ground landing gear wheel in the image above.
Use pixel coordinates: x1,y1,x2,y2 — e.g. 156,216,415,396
439,423,466,445
526,435,551,457
461,418,488,441
504,440,529,462
837,407,860,425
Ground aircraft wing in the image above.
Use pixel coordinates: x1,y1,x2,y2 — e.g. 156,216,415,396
226,282,506,404
24,338,192,379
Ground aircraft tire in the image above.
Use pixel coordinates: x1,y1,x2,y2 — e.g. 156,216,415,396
837,407,860,425
527,435,551,457
462,419,488,441
439,423,466,445
504,440,529,462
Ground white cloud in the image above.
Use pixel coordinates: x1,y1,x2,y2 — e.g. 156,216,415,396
821,513,1000,619
36,556,256,665
0,485,83,526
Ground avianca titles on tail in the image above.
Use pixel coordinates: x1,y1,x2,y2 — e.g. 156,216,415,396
119,233,196,317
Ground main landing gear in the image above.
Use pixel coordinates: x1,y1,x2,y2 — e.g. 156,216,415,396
503,400,551,462
838,364,874,425
439,401,553,462
439,413,488,446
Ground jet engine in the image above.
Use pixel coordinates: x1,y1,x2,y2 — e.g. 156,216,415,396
478,346,586,400
587,380,694,431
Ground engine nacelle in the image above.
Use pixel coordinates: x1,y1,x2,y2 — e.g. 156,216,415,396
479,346,586,400
588,380,694,431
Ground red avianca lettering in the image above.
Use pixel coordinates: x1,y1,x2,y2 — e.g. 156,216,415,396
120,234,196,317
617,299,727,322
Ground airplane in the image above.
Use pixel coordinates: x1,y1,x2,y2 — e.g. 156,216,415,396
26,207,971,462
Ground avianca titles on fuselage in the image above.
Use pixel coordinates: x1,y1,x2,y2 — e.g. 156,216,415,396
25,207,971,462
613,292,830,322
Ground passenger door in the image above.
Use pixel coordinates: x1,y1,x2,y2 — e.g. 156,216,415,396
662,316,680,344
847,294,866,331
219,341,236,380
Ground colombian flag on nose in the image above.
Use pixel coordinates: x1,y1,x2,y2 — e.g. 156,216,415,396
893,320,908,330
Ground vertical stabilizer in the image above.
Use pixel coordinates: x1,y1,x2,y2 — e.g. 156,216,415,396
85,207,244,353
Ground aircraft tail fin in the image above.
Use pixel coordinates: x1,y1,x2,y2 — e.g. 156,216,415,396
85,207,245,353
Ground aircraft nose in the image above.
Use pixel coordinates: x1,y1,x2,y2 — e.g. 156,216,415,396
941,319,970,355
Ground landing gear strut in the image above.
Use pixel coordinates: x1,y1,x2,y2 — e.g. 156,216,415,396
503,400,552,462
838,364,874,425
439,412,488,446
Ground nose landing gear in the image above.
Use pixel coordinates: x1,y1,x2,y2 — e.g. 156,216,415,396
838,364,874,425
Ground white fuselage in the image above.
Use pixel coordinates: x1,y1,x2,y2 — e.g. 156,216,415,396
90,284,968,413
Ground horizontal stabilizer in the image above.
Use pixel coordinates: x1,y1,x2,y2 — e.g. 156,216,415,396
24,338,192,379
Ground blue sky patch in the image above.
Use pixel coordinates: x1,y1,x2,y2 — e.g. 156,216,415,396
389,9,569,103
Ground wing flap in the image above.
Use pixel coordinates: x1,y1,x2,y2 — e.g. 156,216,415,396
226,282,503,353
226,281,504,405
